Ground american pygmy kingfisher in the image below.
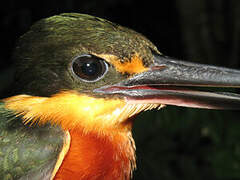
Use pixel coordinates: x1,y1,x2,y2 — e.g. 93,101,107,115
1,13,240,180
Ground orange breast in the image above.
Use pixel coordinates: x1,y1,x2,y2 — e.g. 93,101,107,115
54,129,135,180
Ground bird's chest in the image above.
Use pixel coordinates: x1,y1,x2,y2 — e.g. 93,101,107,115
54,129,135,180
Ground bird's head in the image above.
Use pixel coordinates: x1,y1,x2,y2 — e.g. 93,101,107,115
4,13,240,135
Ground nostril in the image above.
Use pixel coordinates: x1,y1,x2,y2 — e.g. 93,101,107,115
151,65,167,71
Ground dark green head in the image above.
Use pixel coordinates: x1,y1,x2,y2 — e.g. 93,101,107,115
11,13,240,109
13,13,158,96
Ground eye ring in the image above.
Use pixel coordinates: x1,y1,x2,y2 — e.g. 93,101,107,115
70,54,109,82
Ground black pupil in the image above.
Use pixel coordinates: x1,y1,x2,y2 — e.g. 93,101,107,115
72,55,107,81
81,61,99,76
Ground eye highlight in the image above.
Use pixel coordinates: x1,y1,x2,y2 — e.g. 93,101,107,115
71,54,109,82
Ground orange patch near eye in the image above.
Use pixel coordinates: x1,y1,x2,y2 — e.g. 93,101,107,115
96,53,149,75
113,54,149,75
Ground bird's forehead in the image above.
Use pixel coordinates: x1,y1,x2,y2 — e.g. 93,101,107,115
42,13,159,67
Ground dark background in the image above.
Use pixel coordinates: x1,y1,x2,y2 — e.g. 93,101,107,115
1,0,240,179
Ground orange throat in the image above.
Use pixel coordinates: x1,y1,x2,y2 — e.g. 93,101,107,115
3,91,163,179
54,128,136,180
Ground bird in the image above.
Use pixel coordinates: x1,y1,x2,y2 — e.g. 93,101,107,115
1,13,240,180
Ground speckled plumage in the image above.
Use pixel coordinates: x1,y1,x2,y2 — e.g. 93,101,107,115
0,102,65,180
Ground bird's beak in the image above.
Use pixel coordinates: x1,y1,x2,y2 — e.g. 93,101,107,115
95,54,240,109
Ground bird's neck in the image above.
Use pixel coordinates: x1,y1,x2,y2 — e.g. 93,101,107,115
54,128,136,180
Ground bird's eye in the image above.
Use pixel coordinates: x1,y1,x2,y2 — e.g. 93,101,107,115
71,54,109,82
